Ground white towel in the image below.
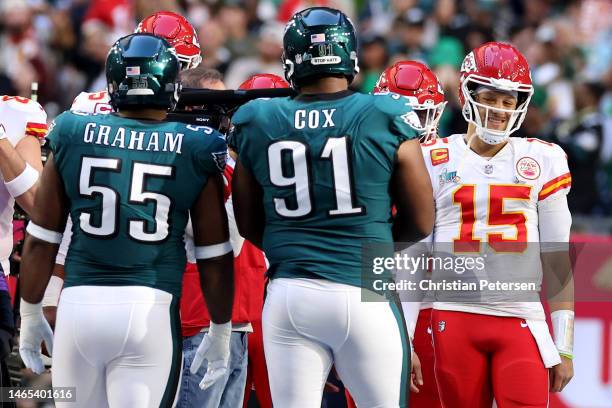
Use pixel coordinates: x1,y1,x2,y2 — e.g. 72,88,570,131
527,319,562,368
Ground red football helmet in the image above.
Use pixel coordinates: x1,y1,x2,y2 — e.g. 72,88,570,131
374,60,446,142
459,42,533,144
136,11,202,70
238,74,290,90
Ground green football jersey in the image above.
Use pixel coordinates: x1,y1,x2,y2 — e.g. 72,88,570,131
229,90,420,287
46,111,227,297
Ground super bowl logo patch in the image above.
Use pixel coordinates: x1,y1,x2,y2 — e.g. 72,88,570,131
430,148,449,166
516,156,541,180
439,169,460,186
212,151,228,172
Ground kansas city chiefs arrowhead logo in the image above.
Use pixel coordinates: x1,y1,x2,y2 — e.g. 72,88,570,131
461,51,477,73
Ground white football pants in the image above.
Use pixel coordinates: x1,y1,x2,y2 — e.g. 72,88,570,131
52,286,182,408
263,278,410,408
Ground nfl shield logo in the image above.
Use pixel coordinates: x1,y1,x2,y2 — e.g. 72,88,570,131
438,321,446,332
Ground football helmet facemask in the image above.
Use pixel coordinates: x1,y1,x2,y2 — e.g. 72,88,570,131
459,42,533,145
374,60,446,143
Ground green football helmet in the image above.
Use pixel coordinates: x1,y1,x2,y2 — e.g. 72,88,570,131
282,7,359,88
106,33,181,111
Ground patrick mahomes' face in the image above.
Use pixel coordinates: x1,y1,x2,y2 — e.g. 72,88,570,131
474,89,518,131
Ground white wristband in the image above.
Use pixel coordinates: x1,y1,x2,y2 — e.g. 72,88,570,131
27,222,63,244
194,241,232,259
42,275,64,307
20,298,43,317
5,163,39,198
551,310,574,358
209,321,232,339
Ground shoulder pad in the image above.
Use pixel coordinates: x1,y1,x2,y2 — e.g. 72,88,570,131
48,110,71,131
372,92,409,114
181,124,219,136
420,135,458,167
232,99,261,127
521,138,566,157
44,111,71,151
0,95,45,114
372,92,421,128
70,91,112,114
180,123,226,150
0,96,47,142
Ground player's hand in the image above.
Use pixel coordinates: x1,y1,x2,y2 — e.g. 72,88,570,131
411,351,423,393
549,356,573,392
190,321,231,390
19,299,54,375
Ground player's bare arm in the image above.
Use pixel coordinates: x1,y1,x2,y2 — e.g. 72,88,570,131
20,154,68,302
232,159,265,249
392,138,434,243
18,154,67,373
538,189,574,392
190,171,235,390
191,172,234,324
0,131,43,215
540,196,574,392
543,250,574,392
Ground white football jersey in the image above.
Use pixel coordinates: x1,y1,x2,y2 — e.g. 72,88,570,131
422,134,571,320
70,91,112,114
0,96,47,271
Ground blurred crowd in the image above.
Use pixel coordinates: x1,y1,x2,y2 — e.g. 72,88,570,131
0,0,611,215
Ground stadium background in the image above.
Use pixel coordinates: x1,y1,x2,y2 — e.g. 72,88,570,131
1,0,611,406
